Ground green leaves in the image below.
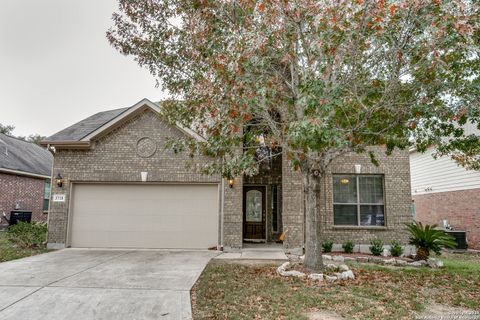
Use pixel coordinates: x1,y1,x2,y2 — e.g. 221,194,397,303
369,238,384,256
7,222,47,249
108,0,480,176
406,222,457,257
287,119,347,152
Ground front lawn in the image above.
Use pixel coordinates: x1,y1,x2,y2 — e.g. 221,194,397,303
0,230,48,263
192,253,480,319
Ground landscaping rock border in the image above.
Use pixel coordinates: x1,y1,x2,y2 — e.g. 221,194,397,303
278,254,443,283
321,254,444,268
276,261,355,283
277,262,306,278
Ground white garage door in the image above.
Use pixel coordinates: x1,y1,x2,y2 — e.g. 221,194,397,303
69,184,219,249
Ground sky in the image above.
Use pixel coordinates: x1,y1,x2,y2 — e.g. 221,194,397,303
0,0,165,138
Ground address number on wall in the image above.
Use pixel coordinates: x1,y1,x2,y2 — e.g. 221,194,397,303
52,194,66,202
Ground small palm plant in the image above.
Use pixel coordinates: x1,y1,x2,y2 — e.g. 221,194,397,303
406,222,457,260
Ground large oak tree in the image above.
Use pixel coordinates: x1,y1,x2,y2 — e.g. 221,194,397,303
108,0,479,271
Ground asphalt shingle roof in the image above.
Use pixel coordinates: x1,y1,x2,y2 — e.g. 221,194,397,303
0,134,53,177
45,107,130,141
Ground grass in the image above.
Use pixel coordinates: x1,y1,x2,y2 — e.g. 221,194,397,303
0,231,49,263
192,252,480,319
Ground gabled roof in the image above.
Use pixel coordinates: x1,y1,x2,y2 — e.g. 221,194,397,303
41,98,204,148
45,107,129,142
0,134,53,178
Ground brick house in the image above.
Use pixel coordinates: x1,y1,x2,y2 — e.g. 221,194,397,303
0,134,53,224
410,122,480,249
42,98,412,252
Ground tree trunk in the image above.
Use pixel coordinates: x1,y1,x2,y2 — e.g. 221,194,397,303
416,247,429,261
303,170,324,272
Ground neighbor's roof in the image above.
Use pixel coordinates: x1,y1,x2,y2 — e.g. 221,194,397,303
0,134,53,178
42,98,204,147
409,121,479,153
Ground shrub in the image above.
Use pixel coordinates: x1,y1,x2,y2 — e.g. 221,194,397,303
7,222,47,248
390,240,404,257
342,241,354,254
321,240,333,253
406,222,457,260
369,238,384,256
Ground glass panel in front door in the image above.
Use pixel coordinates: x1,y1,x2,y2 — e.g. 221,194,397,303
246,190,262,222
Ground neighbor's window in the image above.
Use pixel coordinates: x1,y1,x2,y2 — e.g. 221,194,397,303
43,180,51,212
333,175,385,226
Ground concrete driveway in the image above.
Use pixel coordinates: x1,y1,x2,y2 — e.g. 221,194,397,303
0,249,218,320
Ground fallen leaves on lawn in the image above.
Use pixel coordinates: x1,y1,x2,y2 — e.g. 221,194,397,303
192,258,480,319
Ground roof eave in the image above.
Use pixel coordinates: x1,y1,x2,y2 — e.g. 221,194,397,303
0,168,51,179
79,98,157,142
41,98,207,150
40,140,91,149
80,98,207,143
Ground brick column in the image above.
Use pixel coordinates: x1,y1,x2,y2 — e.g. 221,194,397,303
222,175,243,251
46,173,69,249
282,156,304,254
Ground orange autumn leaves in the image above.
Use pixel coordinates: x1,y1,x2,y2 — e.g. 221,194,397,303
258,2,265,12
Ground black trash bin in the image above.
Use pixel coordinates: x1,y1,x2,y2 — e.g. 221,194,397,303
9,210,32,225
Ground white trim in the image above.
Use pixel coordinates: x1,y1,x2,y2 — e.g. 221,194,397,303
220,178,225,249
81,98,206,142
176,124,206,142
65,183,74,248
81,99,157,141
0,168,51,180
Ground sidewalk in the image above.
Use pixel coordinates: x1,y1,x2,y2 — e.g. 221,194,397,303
214,243,289,261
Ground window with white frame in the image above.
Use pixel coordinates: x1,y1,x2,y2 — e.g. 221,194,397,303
333,175,385,226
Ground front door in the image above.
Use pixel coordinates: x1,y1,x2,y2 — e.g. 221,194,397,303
243,186,266,240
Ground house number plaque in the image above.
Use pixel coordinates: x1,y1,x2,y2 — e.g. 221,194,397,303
52,194,66,202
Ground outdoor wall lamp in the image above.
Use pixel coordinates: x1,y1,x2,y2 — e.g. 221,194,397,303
55,173,64,188
228,178,234,188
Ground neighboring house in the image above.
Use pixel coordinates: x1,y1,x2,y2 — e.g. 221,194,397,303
41,98,412,252
410,122,480,250
0,133,53,223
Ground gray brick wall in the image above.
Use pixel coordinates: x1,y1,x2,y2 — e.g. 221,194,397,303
222,175,243,250
277,147,412,254
282,155,304,253
318,147,412,246
47,109,220,247
48,106,412,251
